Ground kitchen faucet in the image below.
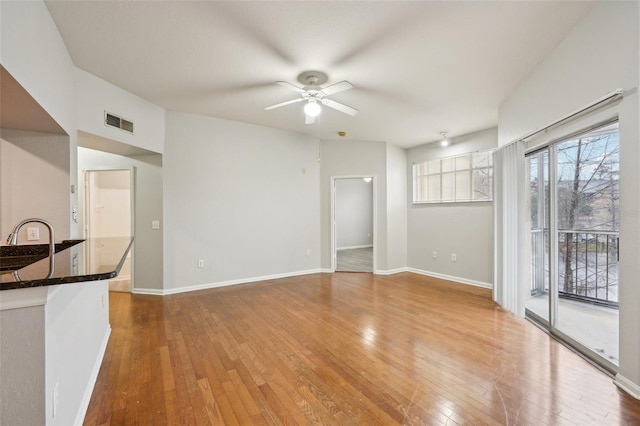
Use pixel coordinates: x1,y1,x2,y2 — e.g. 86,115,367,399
6,218,55,278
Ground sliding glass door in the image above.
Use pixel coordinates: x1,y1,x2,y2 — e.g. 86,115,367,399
526,121,620,371
526,150,550,323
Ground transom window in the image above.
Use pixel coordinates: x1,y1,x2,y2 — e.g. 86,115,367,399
413,150,493,203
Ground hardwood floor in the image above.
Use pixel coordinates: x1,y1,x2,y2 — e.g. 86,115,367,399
84,273,640,425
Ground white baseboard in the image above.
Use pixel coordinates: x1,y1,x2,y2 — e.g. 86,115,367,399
131,287,164,296
337,244,373,251
615,374,640,400
130,268,491,295
162,269,327,296
374,267,409,275
74,325,111,425
407,268,493,289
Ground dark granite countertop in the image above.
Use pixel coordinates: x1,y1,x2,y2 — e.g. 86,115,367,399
0,237,133,290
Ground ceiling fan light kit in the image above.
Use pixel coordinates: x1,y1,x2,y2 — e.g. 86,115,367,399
265,70,358,124
303,99,322,117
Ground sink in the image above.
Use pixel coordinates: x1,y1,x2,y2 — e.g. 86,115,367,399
0,239,84,273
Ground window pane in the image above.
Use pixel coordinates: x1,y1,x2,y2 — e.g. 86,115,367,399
473,168,492,200
455,155,471,171
556,129,619,231
441,172,454,201
414,162,425,177
456,171,471,200
472,152,490,168
441,158,454,173
428,175,441,201
428,159,440,174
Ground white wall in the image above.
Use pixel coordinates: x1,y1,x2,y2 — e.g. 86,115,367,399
78,147,164,292
0,3,112,422
406,128,497,286
75,68,165,154
0,306,46,426
0,0,78,237
498,1,639,394
0,1,75,136
163,111,321,291
320,140,388,270
386,143,408,271
0,282,109,426
45,281,110,426
0,130,71,242
89,170,131,238
335,178,373,249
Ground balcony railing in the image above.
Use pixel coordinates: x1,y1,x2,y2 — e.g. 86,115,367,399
530,229,619,308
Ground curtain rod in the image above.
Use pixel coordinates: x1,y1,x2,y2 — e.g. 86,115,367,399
517,88,624,143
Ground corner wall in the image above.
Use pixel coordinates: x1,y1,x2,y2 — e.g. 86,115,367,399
386,143,408,271
75,68,165,155
0,1,75,135
163,111,321,291
0,0,78,237
78,147,164,292
0,130,71,241
45,281,110,426
0,2,113,422
320,140,388,271
406,128,497,286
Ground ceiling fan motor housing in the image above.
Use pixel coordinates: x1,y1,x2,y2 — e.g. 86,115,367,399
298,71,328,87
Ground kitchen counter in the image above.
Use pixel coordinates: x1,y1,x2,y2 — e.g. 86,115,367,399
0,237,133,290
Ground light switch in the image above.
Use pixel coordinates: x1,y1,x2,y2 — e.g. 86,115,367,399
151,220,160,230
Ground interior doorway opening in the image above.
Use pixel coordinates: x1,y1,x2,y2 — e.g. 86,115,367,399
83,169,134,292
331,176,375,273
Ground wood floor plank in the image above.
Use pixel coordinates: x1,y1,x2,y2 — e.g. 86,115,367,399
84,272,640,425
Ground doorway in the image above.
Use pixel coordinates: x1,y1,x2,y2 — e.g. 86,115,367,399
331,177,375,272
525,120,620,371
84,169,134,292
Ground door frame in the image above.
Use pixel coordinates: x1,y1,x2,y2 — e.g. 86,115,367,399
330,175,377,273
83,167,136,291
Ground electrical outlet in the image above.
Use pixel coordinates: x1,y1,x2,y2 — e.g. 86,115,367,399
306,249,311,257
432,251,437,259
451,253,457,262
27,227,40,241
198,259,204,268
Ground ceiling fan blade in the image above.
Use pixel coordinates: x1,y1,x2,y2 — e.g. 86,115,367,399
305,114,316,125
321,98,359,116
264,97,304,110
319,80,353,96
277,81,306,93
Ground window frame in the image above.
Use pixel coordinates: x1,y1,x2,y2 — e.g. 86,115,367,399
413,149,494,204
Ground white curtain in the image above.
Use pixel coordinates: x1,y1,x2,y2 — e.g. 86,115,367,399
493,141,527,317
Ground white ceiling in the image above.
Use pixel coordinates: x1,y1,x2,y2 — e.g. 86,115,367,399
45,1,595,148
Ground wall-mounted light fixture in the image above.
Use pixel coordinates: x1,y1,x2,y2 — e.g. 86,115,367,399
440,131,450,147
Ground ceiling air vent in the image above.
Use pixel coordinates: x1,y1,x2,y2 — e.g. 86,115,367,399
104,111,134,134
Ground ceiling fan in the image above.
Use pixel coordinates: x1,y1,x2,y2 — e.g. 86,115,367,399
264,71,358,124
